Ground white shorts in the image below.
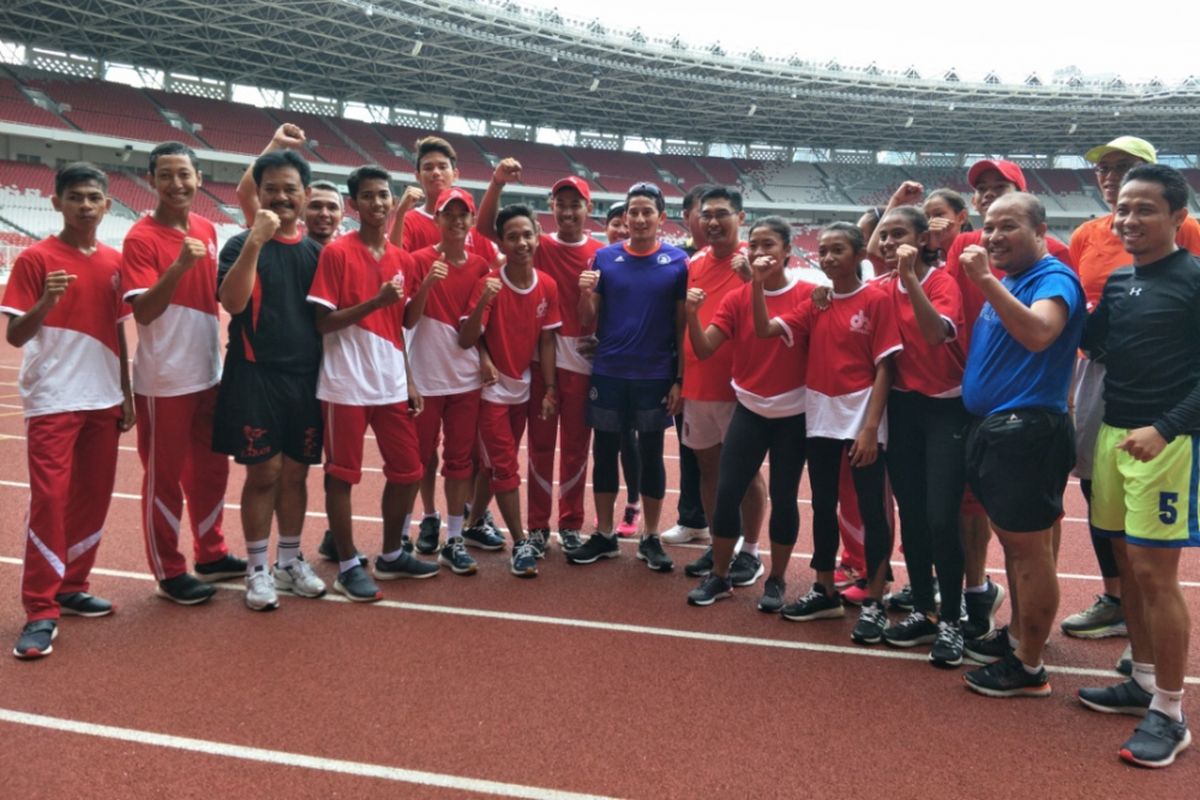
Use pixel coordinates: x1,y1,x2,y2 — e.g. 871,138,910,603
681,400,736,450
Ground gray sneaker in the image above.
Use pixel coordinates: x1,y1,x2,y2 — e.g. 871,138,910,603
1079,679,1153,717
373,551,440,580
1119,711,1192,768
729,551,764,587
636,535,673,572
684,546,714,578
757,576,787,613
1061,594,1126,639
687,573,732,606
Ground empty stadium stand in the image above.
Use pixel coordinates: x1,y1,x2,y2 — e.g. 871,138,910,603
146,90,278,155
0,77,70,130
29,77,203,147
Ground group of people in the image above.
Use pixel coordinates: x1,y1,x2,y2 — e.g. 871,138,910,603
5,125,1196,769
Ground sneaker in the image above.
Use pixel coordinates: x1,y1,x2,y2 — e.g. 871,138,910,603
1061,594,1126,639
557,529,584,552
12,620,57,659
510,540,539,578
964,652,1051,698
273,556,326,598
55,592,113,618
462,519,505,550
758,576,787,613
833,564,862,589
479,508,503,537
782,584,845,622
661,524,710,545
963,579,1006,640
616,504,642,537
883,611,940,648
245,568,279,612
1116,644,1133,677
636,535,674,572
852,600,888,645
155,573,216,606
316,530,367,567
842,579,887,607
439,538,478,575
1119,710,1192,768
929,621,965,668
333,565,382,603
886,578,941,613
416,514,441,555
965,625,1014,665
373,551,440,580
684,546,714,578
565,533,620,565
526,529,549,559
729,551,764,587
1079,679,1153,717
194,553,249,583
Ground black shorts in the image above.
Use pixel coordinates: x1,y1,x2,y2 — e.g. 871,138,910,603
965,408,1075,533
213,359,323,465
587,373,674,433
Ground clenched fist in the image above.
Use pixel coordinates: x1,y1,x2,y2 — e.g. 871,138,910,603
250,209,280,245
176,236,208,270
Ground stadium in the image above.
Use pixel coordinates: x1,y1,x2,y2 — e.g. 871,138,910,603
1,0,1199,796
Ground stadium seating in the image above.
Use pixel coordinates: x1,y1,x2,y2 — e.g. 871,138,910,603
376,124,494,182
473,136,580,190
0,77,70,129
147,90,279,155
564,147,682,197
29,78,203,147
266,110,365,167
649,154,714,192
900,166,972,195
330,118,414,172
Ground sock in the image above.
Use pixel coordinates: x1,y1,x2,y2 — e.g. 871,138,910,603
423,511,439,520
626,501,641,510
400,514,412,538
1132,662,1157,693
1021,659,1044,675
247,540,269,572
380,547,404,562
339,557,361,574
1150,687,1185,722
1007,630,1020,649
742,541,760,557
447,514,464,540
964,582,989,594
276,535,301,567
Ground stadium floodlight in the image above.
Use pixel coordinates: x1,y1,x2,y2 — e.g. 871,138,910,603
589,76,600,92
904,116,914,128
747,103,757,117
1068,122,1078,134
411,32,424,57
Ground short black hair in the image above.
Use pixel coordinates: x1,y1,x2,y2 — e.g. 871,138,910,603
415,136,457,169
1123,163,1191,213
879,206,939,266
627,181,665,213
252,150,312,188
496,203,538,236
309,179,342,197
683,183,716,213
699,186,743,213
149,141,199,174
605,202,626,223
55,161,108,197
747,216,792,262
347,165,391,198
822,221,866,251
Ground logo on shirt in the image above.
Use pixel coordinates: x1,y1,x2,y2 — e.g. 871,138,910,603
536,299,548,318
110,271,121,292
657,254,671,265
1129,286,1143,296
614,255,625,263
849,309,871,335
207,241,218,262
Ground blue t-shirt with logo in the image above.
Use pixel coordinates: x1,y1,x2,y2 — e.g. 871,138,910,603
592,241,689,380
962,255,1085,416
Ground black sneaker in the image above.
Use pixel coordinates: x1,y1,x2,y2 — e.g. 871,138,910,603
510,540,539,578
316,530,369,567
964,652,1051,698
887,583,915,612
463,519,505,550
929,620,965,668
1119,710,1192,768
688,573,732,606
416,514,441,555
565,533,620,564
194,553,249,583
729,551,764,586
758,576,786,613
527,528,549,559
883,611,940,648
962,579,1006,640
479,508,504,540
12,620,57,659
558,529,584,551
438,538,478,575
636,535,673,572
1079,679,1153,717
965,625,1014,665
852,600,888,645
684,546,714,578
155,573,216,605
56,592,113,618
781,584,844,622
333,565,382,603
373,551,440,580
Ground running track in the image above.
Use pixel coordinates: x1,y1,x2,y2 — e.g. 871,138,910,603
0,336,1197,797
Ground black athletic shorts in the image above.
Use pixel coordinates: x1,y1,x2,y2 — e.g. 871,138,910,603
965,408,1075,533
213,359,322,465
587,373,674,433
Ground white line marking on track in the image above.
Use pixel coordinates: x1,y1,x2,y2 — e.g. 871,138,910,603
0,708,620,800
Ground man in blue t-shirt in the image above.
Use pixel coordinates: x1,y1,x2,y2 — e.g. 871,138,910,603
570,182,688,570
958,193,1085,699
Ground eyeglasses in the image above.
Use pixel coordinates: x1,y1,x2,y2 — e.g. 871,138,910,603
627,181,663,198
699,210,736,223
1094,161,1139,177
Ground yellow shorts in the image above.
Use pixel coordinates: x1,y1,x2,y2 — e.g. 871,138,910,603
1090,423,1200,547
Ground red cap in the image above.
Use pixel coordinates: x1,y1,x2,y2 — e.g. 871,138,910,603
435,187,476,214
551,175,591,203
967,159,1027,192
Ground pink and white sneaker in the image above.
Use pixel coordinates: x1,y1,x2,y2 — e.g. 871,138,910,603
616,504,642,537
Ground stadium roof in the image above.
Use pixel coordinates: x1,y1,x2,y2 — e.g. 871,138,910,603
4,0,1199,156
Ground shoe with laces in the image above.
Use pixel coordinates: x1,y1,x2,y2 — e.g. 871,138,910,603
842,578,888,607
929,620,965,668
564,532,619,564
510,540,539,578
684,546,714,578
616,504,642,537
526,529,549,559
333,565,382,603
463,519,505,550
963,578,1006,640
781,584,844,621
758,576,787,613
661,524,710,545
155,573,216,606
273,556,326,598
1061,593,1126,639
965,625,1014,665
557,529,584,552
316,530,367,567
729,551,764,587
439,538,478,575
636,535,674,572
833,564,862,589
852,600,888,645
1116,644,1133,677
245,568,279,612
884,611,940,647
195,553,250,582
964,652,1051,698
687,573,732,606
373,551,440,580
1079,679,1153,717
887,578,941,613
56,592,114,618
416,514,441,554
12,620,57,659
1119,711,1192,768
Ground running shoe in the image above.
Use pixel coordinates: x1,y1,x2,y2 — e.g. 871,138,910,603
1079,679,1153,716
684,546,714,578
965,625,1014,665
557,529,584,552
438,538,478,575
851,599,888,645
833,564,862,589
526,528,549,559
274,556,326,598
964,653,1051,698
842,578,888,607
12,620,57,660
636,535,674,572
373,551,440,580
194,553,250,582
565,533,619,564
1061,594,1126,639
463,519,505,550
333,565,382,603
729,551,764,587
1119,711,1192,768
758,576,787,613
245,568,279,612
56,592,113,617
962,578,1006,640
316,530,367,567
155,573,216,606
883,611,940,648
687,574,733,606
616,504,642,538
887,578,940,613
929,621,965,668
781,584,844,622
416,513,441,555
661,524,710,545
510,540,539,578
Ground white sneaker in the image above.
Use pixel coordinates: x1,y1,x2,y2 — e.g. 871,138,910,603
273,555,327,598
661,524,710,545
245,568,279,612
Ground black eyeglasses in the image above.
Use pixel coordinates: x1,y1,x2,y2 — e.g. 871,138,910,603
1094,161,1139,177
627,181,663,198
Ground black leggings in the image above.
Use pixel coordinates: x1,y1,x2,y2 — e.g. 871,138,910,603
1080,479,1120,579
885,390,967,620
712,405,806,547
620,426,641,503
807,437,891,582
593,428,665,500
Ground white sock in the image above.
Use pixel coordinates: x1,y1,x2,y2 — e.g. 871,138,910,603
276,535,301,567
339,557,360,574
964,581,989,594
1007,630,1020,649
742,541,760,557
1021,659,1044,675
1132,661,1157,693
447,515,464,540
246,540,269,572
380,547,403,562
1150,687,1185,722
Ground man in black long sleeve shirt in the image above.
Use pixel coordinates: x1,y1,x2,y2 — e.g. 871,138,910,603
1077,164,1197,769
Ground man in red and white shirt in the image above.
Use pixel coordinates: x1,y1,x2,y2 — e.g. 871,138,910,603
477,162,602,550
460,204,562,576
120,141,243,606
3,163,135,659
